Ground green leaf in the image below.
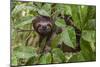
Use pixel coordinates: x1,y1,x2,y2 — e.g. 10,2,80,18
15,16,33,27
60,28,74,48
68,40,96,62
39,53,52,64
67,27,76,47
87,6,96,19
25,56,36,65
52,48,66,63
80,40,96,61
51,34,61,48
71,5,81,28
64,5,72,15
12,4,36,16
11,54,18,66
38,9,50,16
55,18,66,27
13,46,37,59
12,4,25,16
68,52,85,62
82,30,96,43
84,19,96,30
79,6,88,25
56,5,72,15
42,4,51,15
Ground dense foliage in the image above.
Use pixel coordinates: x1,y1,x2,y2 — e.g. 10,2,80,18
11,1,96,66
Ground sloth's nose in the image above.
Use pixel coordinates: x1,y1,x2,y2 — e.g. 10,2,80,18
42,26,47,30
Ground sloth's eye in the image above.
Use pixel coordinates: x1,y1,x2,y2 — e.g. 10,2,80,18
47,24,52,27
37,24,41,27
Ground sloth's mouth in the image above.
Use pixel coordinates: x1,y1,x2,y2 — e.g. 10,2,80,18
38,28,51,35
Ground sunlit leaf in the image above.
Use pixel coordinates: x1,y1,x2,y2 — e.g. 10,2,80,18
52,48,66,63
11,54,18,66
68,52,85,62
38,9,50,16
15,16,34,27
13,46,37,59
55,18,66,27
39,53,52,64
12,4,36,16
82,30,96,43
60,28,74,48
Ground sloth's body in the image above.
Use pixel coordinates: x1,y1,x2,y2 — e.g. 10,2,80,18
32,16,57,53
32,15,81,53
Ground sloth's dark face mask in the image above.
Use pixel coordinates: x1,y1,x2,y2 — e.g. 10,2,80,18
37,21,52,35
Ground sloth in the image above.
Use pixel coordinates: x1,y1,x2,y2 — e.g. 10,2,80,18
32,15,81,53
32,16,55,36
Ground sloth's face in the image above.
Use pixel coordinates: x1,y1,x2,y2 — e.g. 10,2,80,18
36,21,52,35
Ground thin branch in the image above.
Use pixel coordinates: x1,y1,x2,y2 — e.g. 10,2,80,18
14,28,34,32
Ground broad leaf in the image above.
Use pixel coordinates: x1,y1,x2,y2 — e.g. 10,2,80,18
39,53,52,64
38,9,50,16
15,16,33,27
82,30,96,43
60,28,74,48
13,46,37,59
52,48,66,63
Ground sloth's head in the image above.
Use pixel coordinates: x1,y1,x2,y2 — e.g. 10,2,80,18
32,16,54,35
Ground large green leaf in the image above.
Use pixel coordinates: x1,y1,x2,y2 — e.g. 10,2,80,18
52,48,66,63
38,9,50,16
12,4,36,16
68,39,96,62
39,53,52,64
60,28,74,48
15,16,33,27
87,6,96,19
80,40,96,61
84,19,96,30
12,4,25,16
55,18,66,27
78,6,88,26
71,5,81,29
51,34,61,48
42,4,51,15
82,30,96,43
13,46,37,59
56,4,72,15
67,27,76,47
82,30,96,52
68,52,85,62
